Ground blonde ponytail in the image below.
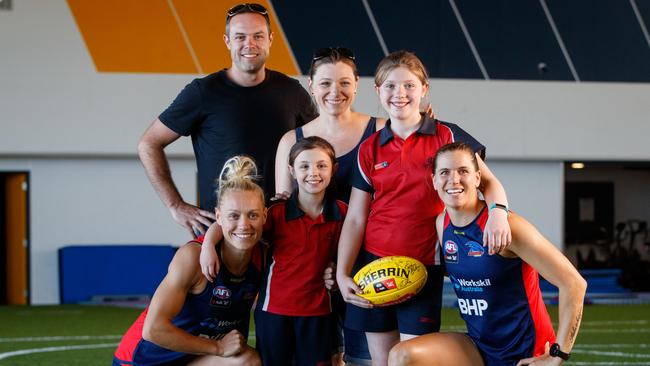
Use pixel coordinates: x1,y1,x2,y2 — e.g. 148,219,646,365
216,156,264,207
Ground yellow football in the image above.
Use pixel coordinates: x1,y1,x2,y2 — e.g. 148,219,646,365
353,256,427,306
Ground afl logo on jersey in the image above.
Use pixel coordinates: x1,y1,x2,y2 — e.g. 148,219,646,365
444,240,459,264
213,286,231,299
211,286,232,308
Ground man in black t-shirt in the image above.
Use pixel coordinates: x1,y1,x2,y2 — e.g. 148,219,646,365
138,3,317,238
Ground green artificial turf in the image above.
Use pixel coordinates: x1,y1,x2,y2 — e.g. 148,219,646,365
0,304,648,365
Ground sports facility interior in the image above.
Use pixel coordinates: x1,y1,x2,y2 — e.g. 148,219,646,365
1,0,649,364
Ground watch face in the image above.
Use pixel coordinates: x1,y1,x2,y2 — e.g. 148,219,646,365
550,343,569,360
550,343,559,355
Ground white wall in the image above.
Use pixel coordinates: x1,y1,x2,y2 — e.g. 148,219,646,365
2,1,650,159
0,157,197,304
0,1,646,303
489,161,564,246
351,79,650,161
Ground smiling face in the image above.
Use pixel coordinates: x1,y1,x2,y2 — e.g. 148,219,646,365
224,12,272,74
216,189,266,251
289,148,335,196
433,150,481,209
309,62,358,116
376,66,428,123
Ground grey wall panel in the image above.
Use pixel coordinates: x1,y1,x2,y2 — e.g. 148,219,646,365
272,0,385,76
546,0,650,82
636,0,650,33
455,0,574,80
369,0,484,78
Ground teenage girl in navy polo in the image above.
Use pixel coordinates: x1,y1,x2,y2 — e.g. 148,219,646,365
113,156,265,366
388,142,586,366
336,51,512,365
201,137,346,366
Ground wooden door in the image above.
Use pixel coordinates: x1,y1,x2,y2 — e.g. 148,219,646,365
4,173,28,305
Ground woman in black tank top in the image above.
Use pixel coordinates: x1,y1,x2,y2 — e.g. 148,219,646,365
274,47,386,204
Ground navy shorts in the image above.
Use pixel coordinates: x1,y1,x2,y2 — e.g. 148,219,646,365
331,291,371,364
345,249,443,335
254,309,334,366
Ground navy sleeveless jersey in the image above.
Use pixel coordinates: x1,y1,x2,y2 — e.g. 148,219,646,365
442,207,555,365
114,241,263,365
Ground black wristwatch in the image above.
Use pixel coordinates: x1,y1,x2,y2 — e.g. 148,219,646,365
549,343,570,360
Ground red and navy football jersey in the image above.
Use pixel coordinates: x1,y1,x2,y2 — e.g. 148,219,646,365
351,114,484,265
114,240,262,365
442,207,556,365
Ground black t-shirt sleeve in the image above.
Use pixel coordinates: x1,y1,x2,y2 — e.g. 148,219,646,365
294,82,318,127
442,121,487,160
158,80,204,136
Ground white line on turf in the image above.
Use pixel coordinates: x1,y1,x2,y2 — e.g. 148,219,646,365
570,363,650,365
0,343,118,360
578,344,650,349
581,320,648,326
579,329,650,333
0,335,121,343
572,349,650,358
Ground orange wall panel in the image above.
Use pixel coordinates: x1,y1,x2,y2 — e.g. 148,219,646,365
172,0,299,75
67,0,198,73
67,0,299,75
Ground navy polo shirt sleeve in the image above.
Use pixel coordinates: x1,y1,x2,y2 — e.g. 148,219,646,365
441,121,486,160
158,79,204,136
349,140,375,193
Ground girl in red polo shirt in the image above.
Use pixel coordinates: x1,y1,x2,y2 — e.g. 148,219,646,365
201,136,347,366
336,50,512,365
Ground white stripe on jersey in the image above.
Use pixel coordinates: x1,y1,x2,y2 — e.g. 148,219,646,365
261,257,276,311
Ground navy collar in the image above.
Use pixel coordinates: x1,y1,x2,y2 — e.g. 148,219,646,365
379,113,438,146
285,190,343,222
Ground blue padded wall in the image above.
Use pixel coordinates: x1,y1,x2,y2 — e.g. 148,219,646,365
58,245,176,304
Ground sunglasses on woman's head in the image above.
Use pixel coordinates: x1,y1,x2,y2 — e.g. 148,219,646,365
312,47,356,62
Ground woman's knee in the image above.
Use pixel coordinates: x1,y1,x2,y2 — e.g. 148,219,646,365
388,343,413,366
239,350,261,366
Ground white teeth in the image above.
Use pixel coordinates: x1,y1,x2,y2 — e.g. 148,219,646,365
446,189,463,194
233,233,253,238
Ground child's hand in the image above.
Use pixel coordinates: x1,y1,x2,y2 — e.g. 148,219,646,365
424,103,435,119
200,223,224,281
323,262,338,291
199,240,220,282
269,191,290,202
484,208,512,255
336,273,373,309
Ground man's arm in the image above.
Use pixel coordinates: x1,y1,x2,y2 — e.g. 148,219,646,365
138,119,214,237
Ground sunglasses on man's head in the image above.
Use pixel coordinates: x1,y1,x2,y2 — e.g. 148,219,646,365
312,47,356,62
227,3,268,18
